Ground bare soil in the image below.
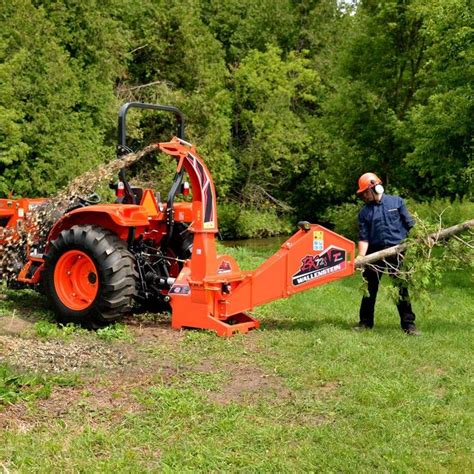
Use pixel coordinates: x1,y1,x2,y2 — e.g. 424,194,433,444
0,313,296,430
204,363,291,405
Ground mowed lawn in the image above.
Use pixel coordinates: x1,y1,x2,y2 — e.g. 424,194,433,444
0,245,472,472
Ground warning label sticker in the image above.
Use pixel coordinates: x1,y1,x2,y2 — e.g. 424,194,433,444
313,230,324,251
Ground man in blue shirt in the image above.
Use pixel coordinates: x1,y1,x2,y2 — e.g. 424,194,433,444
354,172,419,335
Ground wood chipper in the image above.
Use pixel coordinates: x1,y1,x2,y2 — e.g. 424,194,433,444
0,102,355,336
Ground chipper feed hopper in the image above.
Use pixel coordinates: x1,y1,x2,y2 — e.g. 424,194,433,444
1,103,355,336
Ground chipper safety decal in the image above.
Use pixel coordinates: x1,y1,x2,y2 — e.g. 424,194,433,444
313,230,324,251
292,246,346,286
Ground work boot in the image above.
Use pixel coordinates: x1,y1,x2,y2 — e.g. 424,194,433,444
403,324,421,336
352,322,373,331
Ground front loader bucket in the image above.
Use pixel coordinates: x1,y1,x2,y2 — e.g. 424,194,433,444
169,224,355,336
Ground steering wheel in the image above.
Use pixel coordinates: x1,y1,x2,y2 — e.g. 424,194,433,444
78,193,101,205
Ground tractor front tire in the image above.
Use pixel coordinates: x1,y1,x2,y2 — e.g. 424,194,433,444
43,225,137,327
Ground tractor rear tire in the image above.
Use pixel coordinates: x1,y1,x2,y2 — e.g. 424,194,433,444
43,225,137,327
170,222,193,260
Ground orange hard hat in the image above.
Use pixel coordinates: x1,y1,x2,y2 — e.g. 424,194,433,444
357,172,382,194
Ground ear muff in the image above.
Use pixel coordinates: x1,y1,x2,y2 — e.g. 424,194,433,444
374,183,384,194
369,179,384,195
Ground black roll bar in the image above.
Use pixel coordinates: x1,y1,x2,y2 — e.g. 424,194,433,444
115,101,187,250
117,102,185,157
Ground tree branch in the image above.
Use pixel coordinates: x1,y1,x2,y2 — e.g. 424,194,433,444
355,219,474,268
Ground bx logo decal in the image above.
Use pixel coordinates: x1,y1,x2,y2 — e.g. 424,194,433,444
292,247,346,286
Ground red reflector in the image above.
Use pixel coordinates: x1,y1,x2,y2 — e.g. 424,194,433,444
183,181,190,196
117,181,125,198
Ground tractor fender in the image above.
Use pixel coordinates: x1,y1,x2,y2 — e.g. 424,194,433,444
47,204,150,243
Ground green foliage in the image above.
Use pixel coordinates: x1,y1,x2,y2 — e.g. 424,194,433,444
400,214,473,310
399,0,473,197
0,0,470,233
201,0,297,63
34,320,133,342
319,0,473,200
232,45,322,203
218,203,293,239
34,321,88,339
234,209,293,239
407,198,474,227
96,323,133,342
0,364,76,406
322,202,361,241
216,203,241,239
0,0,126,197
117,0,234,196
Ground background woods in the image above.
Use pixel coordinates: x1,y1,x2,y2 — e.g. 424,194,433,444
0,0,472,236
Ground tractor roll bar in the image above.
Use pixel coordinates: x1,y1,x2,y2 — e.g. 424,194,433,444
117,102,185,157
116,101,187,251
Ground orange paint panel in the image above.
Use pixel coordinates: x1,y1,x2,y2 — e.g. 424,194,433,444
0,198,47,246
17,257,45,284
67,204,151,226
173,202,193,222
219,225,354,317
170,224,355,337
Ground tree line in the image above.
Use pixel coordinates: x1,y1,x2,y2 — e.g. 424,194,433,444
0,0,472,230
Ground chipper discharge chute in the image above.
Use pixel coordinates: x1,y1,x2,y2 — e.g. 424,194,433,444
3,102,355,336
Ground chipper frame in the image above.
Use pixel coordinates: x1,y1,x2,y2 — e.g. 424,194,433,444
1,102,355,336
157,138,355,336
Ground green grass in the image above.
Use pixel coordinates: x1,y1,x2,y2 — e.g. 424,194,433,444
0,245,472,472
34,320,133,342
0,365,78,406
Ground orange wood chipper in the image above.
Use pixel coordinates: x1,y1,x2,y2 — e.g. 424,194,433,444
0,102,355,336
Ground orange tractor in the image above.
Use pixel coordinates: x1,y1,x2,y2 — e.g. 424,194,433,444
0,102,355,336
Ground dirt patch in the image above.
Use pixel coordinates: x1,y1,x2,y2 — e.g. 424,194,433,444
125,316,184,345
417,365,446,377
0,374,149,432
0,360,187,433
316,380,340,396
0,315,186,375
294,413,330,427
0,314,34,336
203,363,291,405
0,326,186,432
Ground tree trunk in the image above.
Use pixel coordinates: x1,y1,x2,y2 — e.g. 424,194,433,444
355,219,474,269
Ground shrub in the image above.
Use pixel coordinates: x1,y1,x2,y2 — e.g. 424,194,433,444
322,202,361,242
217,203,241,239
407,198,474,227
218,203,293,239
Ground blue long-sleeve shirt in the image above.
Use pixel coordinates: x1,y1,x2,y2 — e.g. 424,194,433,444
358,194,414,248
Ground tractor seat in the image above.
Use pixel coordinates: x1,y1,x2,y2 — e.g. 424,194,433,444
131,187,143,204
